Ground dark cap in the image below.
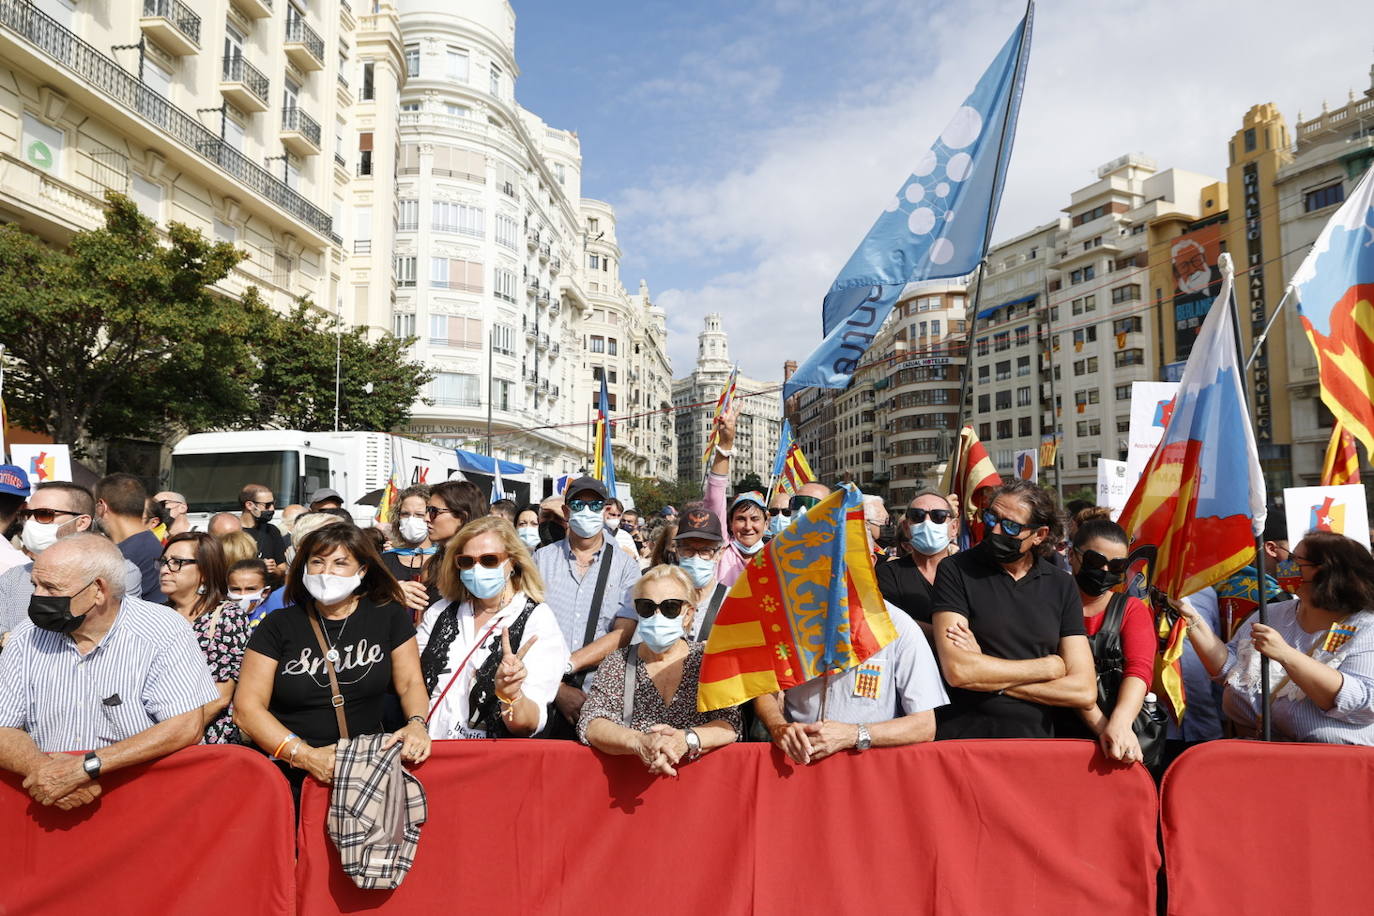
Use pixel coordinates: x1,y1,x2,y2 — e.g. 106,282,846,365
564,476,609,501
0,465,30,498
308,487,343,506
674,507,724,544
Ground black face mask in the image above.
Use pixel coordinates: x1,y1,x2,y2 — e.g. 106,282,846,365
1075,567,1125,597
538,520,566,546
29,580,96,634
982,531,1028,565
254,508,276,525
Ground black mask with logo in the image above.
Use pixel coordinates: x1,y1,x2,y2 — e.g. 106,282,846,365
28,580,96,635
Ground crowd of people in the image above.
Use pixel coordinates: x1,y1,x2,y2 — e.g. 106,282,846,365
1,408,1372,813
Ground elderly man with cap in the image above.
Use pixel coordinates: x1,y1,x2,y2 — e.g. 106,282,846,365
619,506,733,642
533,477,641,736
0,533,217,810
0,465,31,576
307,487,344,512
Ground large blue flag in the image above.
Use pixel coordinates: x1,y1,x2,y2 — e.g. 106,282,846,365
784,6,1033,399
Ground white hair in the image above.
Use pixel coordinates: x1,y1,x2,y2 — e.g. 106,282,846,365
862,494,888,524
284,512,346,566
53,532,127,600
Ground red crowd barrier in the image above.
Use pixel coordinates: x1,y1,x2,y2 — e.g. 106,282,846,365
1161,740,1374,915
296,739,1160,915
0,744,295,916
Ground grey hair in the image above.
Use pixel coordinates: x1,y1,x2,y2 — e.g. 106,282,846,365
631,563,694,600
284,512,346,566
861,494,887,523
55,532,128,600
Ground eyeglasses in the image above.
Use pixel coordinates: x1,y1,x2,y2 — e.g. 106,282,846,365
1075,548,1130,575
454,552,509,570
1287,552,1320,569
397,512,427,520
425,506,454,520
906,507,953,524
677,545,719,560
19,508,82,524
252,500,276,509
568,498,606,513
788,495,821,514
633,598,688,619
767,507,793,518
982,510,1033,538
157,556,197,572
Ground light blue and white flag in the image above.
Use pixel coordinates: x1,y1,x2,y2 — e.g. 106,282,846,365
784,5,1034,399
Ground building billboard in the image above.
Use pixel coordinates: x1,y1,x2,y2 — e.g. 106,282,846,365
1171,219,1226,361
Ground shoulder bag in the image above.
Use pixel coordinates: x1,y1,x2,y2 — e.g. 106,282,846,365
1090,593,1166,768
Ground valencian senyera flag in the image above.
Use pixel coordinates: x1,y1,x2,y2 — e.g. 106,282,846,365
783,5,1033,400
593,373,616,495
700,365,739,477
939,425,1003,518
1118,253,1267,721
769,419,817,500
1293,164,1374,456
697,483,897,711
1322,422,1362,487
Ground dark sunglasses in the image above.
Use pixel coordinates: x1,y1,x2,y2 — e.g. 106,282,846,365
156,556,197,572
1075,548,1130,575
455,552,509,570
633,598,688,619
766,507,792,518
982,510,1033,538
788,495,821,514
19,508,83,524
425,506,454,520
568,498,606,513
906,507,953,524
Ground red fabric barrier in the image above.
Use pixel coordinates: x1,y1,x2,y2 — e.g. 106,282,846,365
0,744,296,916
1161,740,1374,915
296,739,1159,915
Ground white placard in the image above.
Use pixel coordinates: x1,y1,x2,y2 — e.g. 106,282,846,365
1126,382,1180,485
1283,484,1371,549
1013,449,1038,481
11,443,72,484
1096,458,1131,520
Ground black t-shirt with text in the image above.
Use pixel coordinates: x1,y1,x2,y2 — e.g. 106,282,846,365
246,597,416,746
930,548,1085,739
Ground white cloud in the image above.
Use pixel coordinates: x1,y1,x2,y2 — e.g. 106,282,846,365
613,0,1374,381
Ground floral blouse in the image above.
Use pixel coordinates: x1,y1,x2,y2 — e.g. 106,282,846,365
577,642,742,744
190,600,251,744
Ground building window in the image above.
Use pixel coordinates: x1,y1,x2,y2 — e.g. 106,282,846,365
977,365,990,383
392,312,415,338
1074,203,1109,226
995,390,1012,410
429,371,481,407
361,62,374,100
492,323,516,355
1072,327,1098,346
428,315,483,349
432,201,484,237
996,419,1013,439
978,422,992,441
978,394,990,413
495,214,518,249
1018,416,1033,437
489,63,502,98
1114,348,1145,368
1111,284,1142,304
588,253,600,270
608,337,618,356
1244,127,1257,152
993,331,1011,352
446,47,469,81
995,360,1011,382
976,337,989,357
397,198,418,231
1017,355,1031,376
590,335,605,353
1014,325,1030,346
395,256,416,288
430,257,483,292
1304,183,1345,212
1117,416,1130,433
357,131,372,175
494,268,517,303
405,44,419,77
1113,316,1142,335
1016,386,1032,407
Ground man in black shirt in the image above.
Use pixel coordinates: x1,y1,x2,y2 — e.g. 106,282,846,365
239,483,288,576
876,490,960,636
930,479,1094,739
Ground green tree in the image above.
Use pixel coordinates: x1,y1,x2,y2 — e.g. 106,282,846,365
0,193,263,454
735,472,765,494
251,301,434,432
626,474,702,518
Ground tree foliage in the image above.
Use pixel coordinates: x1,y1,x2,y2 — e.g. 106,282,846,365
625,474,703,518
735,472,765,495
0,193,433,453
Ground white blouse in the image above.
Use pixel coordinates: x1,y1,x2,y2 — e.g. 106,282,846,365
416,591,570,739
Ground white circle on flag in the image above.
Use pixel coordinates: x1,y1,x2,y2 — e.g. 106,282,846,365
941,107,982,150
936,182,951,198
913,151,938,177
908,207,936,235
903,182,926,204
930,239,955,264
884,195,901,212
945,152,972,182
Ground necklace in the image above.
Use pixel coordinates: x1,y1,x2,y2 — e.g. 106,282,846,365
319,600,359,665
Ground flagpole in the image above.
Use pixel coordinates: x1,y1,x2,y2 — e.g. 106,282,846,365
1243,286,1292,373
1039,272,1063,504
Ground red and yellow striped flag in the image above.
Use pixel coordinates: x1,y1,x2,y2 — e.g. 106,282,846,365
1321,422,1361,486
1154,609,1188,722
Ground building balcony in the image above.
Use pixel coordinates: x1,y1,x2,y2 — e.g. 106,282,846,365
229,0,271,18
550,256,561,273
526,280,538,297
279,106,320,156
220,55,270,112
539,379,550,394
526,231,539,251
538,243,551,262
537,333,550,351
551,342,560,356
524,324,537,342
536,288,550,306
283,16,324,72
139,0,199,55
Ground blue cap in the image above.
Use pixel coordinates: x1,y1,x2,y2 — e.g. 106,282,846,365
0,464,30,498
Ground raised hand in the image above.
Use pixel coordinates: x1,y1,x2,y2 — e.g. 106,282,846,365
715,404,739,451
495,629,539,702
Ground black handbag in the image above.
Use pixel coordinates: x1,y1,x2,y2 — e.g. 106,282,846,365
1090,593,1167,768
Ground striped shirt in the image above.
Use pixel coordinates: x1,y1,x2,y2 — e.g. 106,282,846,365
533,537,640,654
0,558,145,637
0,596,218,752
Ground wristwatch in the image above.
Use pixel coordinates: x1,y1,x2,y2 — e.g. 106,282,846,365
854,724,872,753
683,727,703,760
564,659,575,677
82,751,102,780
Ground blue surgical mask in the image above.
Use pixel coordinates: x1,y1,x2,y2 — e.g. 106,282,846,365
679,555,715,588
569,508,604,539
767,514,789,536
516,526,541,549
638,612,685,651
735,538,764,556
461,563,509,600
910,520,952,556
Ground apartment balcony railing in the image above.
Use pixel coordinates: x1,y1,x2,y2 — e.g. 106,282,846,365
229,0,271,18
139,0,199,55
220,55,270,111
279,105,320,155
283,16,324,71
0,2,331,235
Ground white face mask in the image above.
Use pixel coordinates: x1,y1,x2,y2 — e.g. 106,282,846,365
517,525,541,548
228,589,268,605
21,518,66,555
397,516,428,544
303,572,362,605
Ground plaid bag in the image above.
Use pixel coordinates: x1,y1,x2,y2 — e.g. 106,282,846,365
327,734,428,890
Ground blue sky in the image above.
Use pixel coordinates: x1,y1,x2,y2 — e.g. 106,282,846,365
510,0,1374,380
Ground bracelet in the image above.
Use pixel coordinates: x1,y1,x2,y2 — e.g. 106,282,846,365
714,445,734,458
272,733,297,760
288,740,304,767
496,692,521,705
407,715,426,727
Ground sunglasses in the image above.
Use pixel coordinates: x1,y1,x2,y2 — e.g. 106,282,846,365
906,507,953,524
788,495,821,514
252,500,276,509
1075,548,1130,575
157,556,197,572
568,498,606,513
633,598,688,619
19,508,83,524
982,510,1034,538
425,506,454,520
455,552,509,571
767,507,793,518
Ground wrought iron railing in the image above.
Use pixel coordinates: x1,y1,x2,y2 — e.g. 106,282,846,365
280,105,320,146
141,0,200,45
221,55,269,104
284,15,323,63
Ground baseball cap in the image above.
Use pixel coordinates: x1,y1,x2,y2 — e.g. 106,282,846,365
729,491,767,517
674,507,724,543
308,487,343,506
0,464,30,498
564,476,609,501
